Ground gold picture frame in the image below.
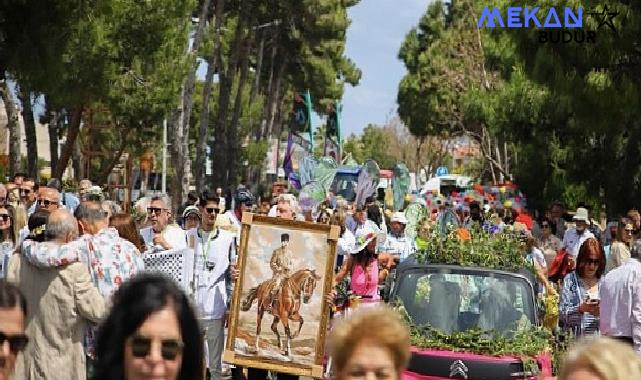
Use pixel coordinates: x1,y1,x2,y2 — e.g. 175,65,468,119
224,213,339,378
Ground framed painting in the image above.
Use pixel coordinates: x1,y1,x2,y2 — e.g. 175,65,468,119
224,213,339,378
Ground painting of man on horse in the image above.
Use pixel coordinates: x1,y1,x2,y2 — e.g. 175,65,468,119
241,268,321,358
229,219,336,372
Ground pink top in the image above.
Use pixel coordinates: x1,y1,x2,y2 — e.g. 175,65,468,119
351,258,380,300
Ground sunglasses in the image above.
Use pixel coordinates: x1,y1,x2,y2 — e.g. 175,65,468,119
19,189,31,195
147,207,166,216
38,199,55,207
0,213,10,221
205,207,220,214
585,259,600,265
130,335,184,361
0,332,29,354
541,224,550,228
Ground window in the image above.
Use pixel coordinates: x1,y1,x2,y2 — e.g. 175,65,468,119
396,269,536,335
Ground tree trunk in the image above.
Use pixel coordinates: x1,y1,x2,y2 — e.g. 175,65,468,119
257,39,278,140
18,87,38,179
72,134,83,180
47,107,60,172
173,0,212,206
228,33,252,185
54,106,83,180
249,31,265,107
266,58,287,138
0,78,21,176
96,126,131,185
169,103,183,213
195,0,225,194
211,3,246,188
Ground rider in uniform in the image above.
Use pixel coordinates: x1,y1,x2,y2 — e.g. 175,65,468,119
269,233,293,308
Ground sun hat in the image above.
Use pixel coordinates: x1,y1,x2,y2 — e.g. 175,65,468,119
351,226,386,254
182,205,201,219
390,211,408,225
573,207,589,223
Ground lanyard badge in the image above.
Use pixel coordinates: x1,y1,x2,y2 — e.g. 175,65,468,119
199,228,219,271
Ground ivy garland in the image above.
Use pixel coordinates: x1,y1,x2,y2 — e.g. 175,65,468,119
397,304,554,375
398,304,552,357
415,226,534,273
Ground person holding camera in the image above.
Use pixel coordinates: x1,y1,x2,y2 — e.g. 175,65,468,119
560,238,605,336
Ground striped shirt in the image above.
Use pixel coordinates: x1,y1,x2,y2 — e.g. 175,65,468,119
560,271,601,336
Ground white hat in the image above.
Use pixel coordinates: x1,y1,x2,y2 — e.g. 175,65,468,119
182,205,201,219
573,208,589,223
351,227,386,254
390,211,408,225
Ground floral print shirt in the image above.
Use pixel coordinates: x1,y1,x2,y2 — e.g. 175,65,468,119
22,227,144,298
21,228,144,358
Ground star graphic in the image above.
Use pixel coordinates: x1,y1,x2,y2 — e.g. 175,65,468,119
588,5,619,35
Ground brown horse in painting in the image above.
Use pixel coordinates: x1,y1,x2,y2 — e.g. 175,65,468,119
241,268,321,357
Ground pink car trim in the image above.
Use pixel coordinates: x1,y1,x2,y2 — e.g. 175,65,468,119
404,347,553,379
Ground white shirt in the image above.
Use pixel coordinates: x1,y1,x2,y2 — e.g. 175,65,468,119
528,247,547,269
600,258,641,353
140,224,187,253
337,229,356,256
354,219,380,235
186,228,235,320
562,228,595,258
382,233,415,261
0,241,13,279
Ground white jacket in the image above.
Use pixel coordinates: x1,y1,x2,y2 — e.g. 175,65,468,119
140,224,187,253
186,228,235,320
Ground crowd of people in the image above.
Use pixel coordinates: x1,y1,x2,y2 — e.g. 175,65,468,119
2,172,641,380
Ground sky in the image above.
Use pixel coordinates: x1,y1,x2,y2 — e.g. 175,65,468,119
338,0,432,137
13,0,432,139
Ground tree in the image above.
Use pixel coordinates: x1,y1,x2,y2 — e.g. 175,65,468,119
195,0,226,193
2,0,193,183
17,87,38,179
397,0,511,183
0,77,20,176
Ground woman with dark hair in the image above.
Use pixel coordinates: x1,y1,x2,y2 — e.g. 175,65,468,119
0,205,17,278
539,216,562,267
27,209,50,243
334,227,386,303
110,213,145,254
560,238,605,336
92,273,203,380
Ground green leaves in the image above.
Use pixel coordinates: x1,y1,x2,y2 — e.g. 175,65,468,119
415,226,532,273
397,302,553,358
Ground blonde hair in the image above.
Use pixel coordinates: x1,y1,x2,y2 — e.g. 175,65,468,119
560,337,641,380
329,306,410,375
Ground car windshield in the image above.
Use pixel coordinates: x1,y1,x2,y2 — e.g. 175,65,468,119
395,267,536,335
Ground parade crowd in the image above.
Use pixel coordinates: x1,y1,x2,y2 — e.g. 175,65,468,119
2,172,641,380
